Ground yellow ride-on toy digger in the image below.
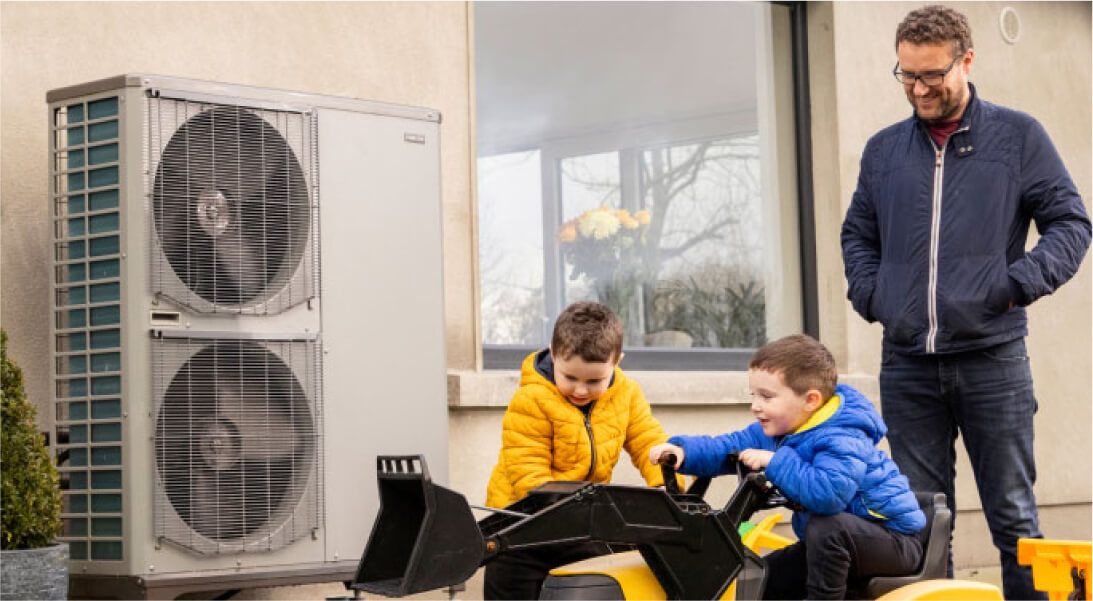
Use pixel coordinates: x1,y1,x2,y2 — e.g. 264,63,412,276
347,454,1002,600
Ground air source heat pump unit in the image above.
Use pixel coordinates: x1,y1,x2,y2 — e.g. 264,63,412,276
48,75,449,599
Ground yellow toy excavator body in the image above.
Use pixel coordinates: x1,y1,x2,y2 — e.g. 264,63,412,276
545,513,794,600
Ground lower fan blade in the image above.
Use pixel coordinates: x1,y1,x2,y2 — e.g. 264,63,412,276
216,383,306,463
189,471,227,540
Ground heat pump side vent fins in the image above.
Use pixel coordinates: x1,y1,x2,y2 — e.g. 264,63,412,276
50,95,125,563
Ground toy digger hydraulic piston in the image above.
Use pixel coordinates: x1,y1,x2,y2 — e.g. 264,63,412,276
351,455,775,600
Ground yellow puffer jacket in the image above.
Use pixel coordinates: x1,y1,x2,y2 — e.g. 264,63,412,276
485,351,673,508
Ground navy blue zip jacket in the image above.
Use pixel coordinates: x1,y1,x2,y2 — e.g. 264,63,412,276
842,84,1090,354
669,384,925,539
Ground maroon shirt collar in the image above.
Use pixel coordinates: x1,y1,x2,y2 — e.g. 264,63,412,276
927,119,961,148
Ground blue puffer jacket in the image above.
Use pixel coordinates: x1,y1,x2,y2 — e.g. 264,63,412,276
842,84,1090,355
670,384,925,539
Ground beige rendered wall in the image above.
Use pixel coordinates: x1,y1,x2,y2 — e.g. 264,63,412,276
806,0,1092,552
0,1,478,423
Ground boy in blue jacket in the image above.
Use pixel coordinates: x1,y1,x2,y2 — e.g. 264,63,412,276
650,334,925,600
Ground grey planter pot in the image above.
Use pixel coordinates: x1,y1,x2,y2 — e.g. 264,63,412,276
0,543,69,600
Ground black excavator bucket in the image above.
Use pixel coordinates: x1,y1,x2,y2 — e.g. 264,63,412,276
351,456,485,597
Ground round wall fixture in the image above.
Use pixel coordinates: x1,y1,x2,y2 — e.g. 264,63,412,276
1000,7,1021,44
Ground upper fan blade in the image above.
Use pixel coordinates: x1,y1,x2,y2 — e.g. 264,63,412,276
211,226,268,297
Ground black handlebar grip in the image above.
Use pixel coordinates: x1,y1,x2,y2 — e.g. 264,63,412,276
658,453,681,495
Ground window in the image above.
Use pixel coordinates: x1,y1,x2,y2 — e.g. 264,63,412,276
475,1,809,369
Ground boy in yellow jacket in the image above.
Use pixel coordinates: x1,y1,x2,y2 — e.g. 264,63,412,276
484,301,675,599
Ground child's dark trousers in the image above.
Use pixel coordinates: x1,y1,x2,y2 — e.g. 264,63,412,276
762,512,923,600
483,541,611,600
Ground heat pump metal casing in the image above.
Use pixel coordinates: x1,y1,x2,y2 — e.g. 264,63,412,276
47,75,449,583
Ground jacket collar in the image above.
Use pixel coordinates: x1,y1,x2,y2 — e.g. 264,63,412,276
790,394,841,435
960,82,982,127
913,82,979,157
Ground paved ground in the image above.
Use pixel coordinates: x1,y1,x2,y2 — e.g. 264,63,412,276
955,565,1004,590
232,565,1005,600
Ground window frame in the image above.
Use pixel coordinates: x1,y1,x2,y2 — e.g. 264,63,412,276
479,1,817,371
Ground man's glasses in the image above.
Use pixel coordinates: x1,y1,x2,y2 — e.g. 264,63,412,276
892,56,961,87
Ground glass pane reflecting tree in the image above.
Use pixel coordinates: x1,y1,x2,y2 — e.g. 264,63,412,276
642,136,765,348
553,135,764,348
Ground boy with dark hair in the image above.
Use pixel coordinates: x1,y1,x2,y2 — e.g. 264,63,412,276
484,300,675,600
650,334,926,600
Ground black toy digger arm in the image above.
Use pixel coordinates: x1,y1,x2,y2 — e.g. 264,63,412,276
482,482,747,600
352,455,785,600
481,462,785,600
482,482,708,554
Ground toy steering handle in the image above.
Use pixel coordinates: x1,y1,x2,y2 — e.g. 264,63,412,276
730,453,797,510
656,452,712,499
656,450,793,509
657,452,683,495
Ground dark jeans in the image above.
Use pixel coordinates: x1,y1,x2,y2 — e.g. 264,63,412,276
483,541,611,600
879,337,1046,601
762,513,923,600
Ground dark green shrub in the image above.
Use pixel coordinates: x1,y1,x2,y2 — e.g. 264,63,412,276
1,329,62,549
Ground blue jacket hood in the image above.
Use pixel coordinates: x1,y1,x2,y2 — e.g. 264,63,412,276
801,384,886,446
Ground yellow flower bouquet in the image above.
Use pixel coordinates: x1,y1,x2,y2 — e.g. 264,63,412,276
557,207,652,322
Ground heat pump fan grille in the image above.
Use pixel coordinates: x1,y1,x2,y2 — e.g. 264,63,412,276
148,97,319,314
152,336,322,554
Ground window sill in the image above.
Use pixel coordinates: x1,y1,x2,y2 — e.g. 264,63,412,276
447,369,879,409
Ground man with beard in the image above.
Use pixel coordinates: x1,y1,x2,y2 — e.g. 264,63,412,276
840,5,1090,600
